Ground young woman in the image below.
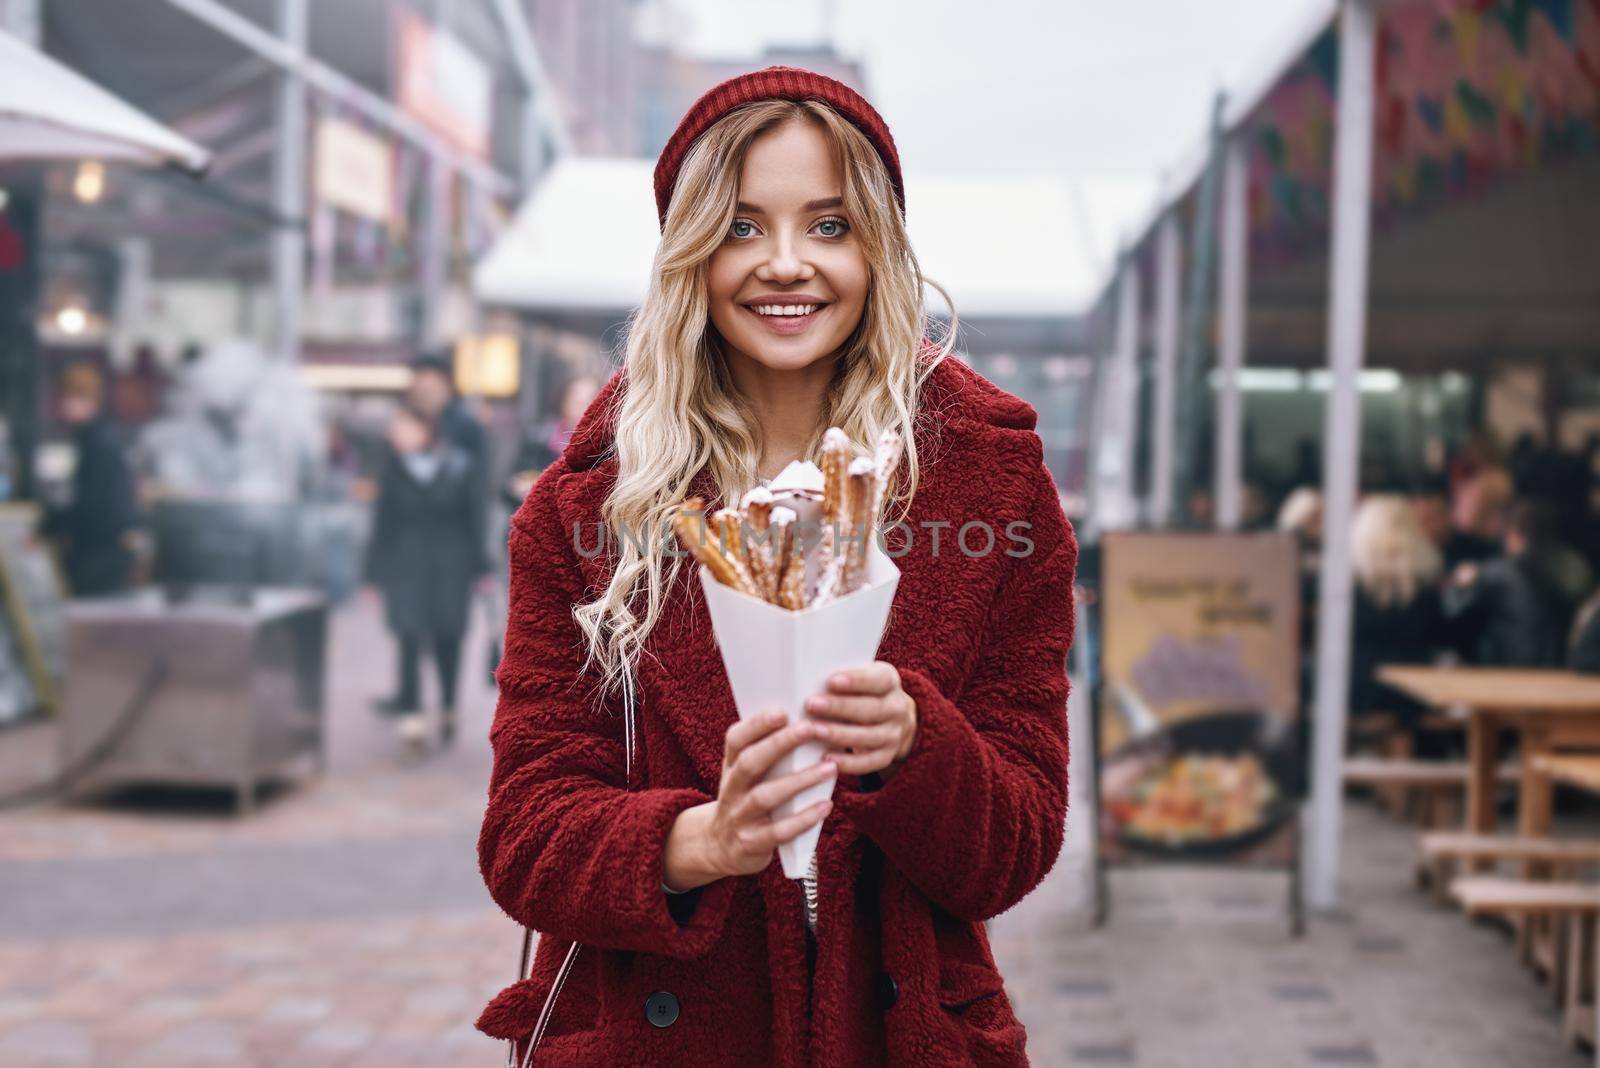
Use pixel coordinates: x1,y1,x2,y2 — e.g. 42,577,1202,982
477,67,1077,1066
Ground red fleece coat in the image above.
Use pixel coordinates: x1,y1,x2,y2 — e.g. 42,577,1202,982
476,354,1077,1066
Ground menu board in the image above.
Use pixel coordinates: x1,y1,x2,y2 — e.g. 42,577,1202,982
1096,532,1301,868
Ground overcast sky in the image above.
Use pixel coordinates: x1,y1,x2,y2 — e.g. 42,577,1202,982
643,0,1330,271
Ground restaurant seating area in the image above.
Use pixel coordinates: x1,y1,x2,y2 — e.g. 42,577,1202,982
1346,667,1600,1064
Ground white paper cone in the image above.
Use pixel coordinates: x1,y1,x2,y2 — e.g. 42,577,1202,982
699,540,900,878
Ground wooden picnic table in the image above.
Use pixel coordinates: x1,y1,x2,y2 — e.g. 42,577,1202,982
1532,754,1600,796
1377,666,1600,841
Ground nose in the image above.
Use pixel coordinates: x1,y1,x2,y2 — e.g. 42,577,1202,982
756,230,814,285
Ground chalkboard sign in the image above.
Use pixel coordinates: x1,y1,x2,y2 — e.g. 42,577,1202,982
0,503,65,724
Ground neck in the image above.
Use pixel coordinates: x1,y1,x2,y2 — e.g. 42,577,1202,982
725,348,837,480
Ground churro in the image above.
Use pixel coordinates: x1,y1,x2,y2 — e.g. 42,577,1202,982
673,498,759,596
820,427,850,527
680,427,899,609
772,508,807,609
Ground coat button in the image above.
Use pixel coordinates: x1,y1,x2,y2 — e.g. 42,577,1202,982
874,971,899,1011
644,990,680,1028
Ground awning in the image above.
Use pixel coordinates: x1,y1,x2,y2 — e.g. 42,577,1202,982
475,156,1121,319
0,29,210,173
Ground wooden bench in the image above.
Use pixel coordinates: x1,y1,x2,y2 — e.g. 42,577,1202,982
1452,876,1600,1035
1343,758,1521,828
1416,833,1600,905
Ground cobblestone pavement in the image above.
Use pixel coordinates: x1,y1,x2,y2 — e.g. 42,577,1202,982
0,598,1585,1065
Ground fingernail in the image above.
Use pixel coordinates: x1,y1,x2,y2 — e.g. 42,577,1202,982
829,673,849,688
813,723,831,738
806,696,826,712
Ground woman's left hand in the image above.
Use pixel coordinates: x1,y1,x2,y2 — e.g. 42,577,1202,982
805,661,918,778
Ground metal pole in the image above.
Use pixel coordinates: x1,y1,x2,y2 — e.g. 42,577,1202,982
0,179,42,501
1110,257,1141,529
1174,93,1227,522
418,158,448,347
270,0,308,360
1151,212,1181,528
1214,134,1249,530
1308,0,1378,912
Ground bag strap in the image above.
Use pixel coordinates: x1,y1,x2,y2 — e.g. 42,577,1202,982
509,669,640,1067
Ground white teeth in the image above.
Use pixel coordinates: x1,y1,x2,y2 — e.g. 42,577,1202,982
752,304,820,317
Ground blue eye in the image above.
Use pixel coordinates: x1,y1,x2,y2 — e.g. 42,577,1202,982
729,219,757,239
813,216,849,238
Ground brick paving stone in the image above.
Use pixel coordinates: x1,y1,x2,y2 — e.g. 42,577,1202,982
262,994,334,1024
146,1019,246,1061
301,1019,375,1052
0,1019,94,1062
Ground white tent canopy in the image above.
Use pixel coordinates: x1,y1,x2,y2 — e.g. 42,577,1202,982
475,157,1111,319
0,28,210,173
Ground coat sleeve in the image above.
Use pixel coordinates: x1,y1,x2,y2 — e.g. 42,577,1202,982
833,458,1076,922
362,458,397,586
477,465,735,958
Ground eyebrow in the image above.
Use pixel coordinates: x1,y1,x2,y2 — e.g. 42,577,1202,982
734,196,845,214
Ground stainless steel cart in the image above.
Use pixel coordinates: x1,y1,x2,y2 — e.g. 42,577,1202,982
59,587,328,813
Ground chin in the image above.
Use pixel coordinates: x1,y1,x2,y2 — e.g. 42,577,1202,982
734,337,840,373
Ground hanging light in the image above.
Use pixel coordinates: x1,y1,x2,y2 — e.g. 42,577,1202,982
73,161,106,204
55,305,88,335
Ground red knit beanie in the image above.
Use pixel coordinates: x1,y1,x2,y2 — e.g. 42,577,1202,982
652,65,905,230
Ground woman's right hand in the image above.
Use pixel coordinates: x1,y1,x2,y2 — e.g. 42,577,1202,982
662,710,836,891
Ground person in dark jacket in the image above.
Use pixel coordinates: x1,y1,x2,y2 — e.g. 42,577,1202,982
42,363,136,597
1348,495,1449,733
365,405,488,746
408,352,489,478
1444,500,1590,668
1442,467,1511,570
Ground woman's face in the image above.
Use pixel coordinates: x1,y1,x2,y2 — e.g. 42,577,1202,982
706,119,870,376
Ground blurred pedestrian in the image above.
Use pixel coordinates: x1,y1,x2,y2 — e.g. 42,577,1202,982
502,373,602,509
408,352,489,477
1442,466,1511,569
1444,500,1590,667
1277,487,1322,555
42,363,136,597
1409,478,1451,551
1181,485,1215,530
1349,495,1447,740
365,404,489,748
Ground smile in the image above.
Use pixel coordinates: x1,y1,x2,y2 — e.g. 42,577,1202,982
742,302,830,335
751,304,823,317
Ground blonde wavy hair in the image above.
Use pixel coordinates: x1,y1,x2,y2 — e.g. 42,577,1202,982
573,99,956,698
1351,494,1443,609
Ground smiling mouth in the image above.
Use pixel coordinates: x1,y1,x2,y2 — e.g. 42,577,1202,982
747,303,827,318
